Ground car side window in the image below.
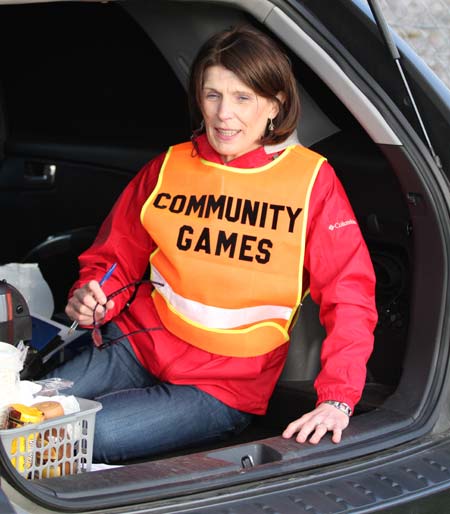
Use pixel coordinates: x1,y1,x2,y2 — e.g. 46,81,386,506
0,2,190,148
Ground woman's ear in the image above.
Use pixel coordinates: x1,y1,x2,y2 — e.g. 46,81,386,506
276,91,286,104
271,91,286,118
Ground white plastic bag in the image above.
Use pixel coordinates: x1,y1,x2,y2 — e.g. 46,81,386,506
0,342,23,428
0,263,54,318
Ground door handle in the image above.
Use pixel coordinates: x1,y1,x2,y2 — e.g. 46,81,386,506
24,161,56,186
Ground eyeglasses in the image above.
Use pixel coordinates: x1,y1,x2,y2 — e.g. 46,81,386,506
92,279,163,350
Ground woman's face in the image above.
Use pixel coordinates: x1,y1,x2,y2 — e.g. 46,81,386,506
201,65,280,163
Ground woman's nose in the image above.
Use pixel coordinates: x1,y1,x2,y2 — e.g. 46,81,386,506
217,98,233,120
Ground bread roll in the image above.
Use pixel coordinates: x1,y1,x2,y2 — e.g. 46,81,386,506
31,401,64,420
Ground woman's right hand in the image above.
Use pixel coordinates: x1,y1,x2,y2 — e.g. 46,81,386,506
65,280,115,327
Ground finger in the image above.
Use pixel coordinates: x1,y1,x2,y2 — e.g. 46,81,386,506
71,295,97,317
76,314,97,327
92,303,108,322
308,424,329,445
72,288,99,312
105,299,115,312
86,280,108,305
65,302,95,326
282,422,297,439
282,415,310,438
65,300,91,324
91,300,114,323
331,428,343,444
296,419,320,443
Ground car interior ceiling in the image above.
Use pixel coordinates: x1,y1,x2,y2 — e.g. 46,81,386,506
0,0,437,471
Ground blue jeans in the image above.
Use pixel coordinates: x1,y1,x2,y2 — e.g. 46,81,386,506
44,323,252,463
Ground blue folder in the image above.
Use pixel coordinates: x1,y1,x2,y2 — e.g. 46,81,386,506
31,316,61,351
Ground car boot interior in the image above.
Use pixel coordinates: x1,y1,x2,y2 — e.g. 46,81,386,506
0,0,447,502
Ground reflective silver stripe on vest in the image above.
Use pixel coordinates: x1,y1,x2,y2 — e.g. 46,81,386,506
152,266,292,329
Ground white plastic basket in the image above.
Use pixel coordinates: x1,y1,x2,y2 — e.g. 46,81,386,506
0,398,102,480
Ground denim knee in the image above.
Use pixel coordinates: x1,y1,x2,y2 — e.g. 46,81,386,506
92,417,121,464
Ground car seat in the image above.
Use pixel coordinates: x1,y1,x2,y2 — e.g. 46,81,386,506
279,294,325,383
21,226,98,321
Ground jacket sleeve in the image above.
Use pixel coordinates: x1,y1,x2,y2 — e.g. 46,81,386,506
304,161,378,412
69,152,166,319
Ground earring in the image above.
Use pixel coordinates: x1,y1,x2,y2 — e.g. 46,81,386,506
268,118,275,132
191,119,205,144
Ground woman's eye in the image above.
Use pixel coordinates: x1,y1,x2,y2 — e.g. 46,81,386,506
237,95,250,102
205,92,219,100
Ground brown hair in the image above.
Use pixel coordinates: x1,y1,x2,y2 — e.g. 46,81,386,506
188,25,300,146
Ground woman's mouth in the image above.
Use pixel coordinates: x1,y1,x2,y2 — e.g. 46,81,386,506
215,128,240,139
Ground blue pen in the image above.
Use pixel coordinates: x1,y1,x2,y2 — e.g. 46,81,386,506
68,262,118,334
99,262,117,286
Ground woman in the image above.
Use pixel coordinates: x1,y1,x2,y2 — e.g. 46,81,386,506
51,25,377,463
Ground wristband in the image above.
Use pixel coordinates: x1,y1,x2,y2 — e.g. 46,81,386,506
323,400,352,417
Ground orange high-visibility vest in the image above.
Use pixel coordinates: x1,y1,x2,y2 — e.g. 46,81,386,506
140,142,325,357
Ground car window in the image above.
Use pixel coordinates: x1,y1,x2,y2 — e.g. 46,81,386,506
0,2,190,148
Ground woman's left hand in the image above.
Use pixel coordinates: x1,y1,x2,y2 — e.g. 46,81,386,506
282,402,350,444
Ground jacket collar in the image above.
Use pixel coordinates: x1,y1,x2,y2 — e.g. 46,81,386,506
194,132,301,168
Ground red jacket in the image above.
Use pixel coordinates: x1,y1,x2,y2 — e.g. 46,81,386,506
73,135,377,415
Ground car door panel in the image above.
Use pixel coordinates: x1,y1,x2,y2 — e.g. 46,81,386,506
0,143,153,263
